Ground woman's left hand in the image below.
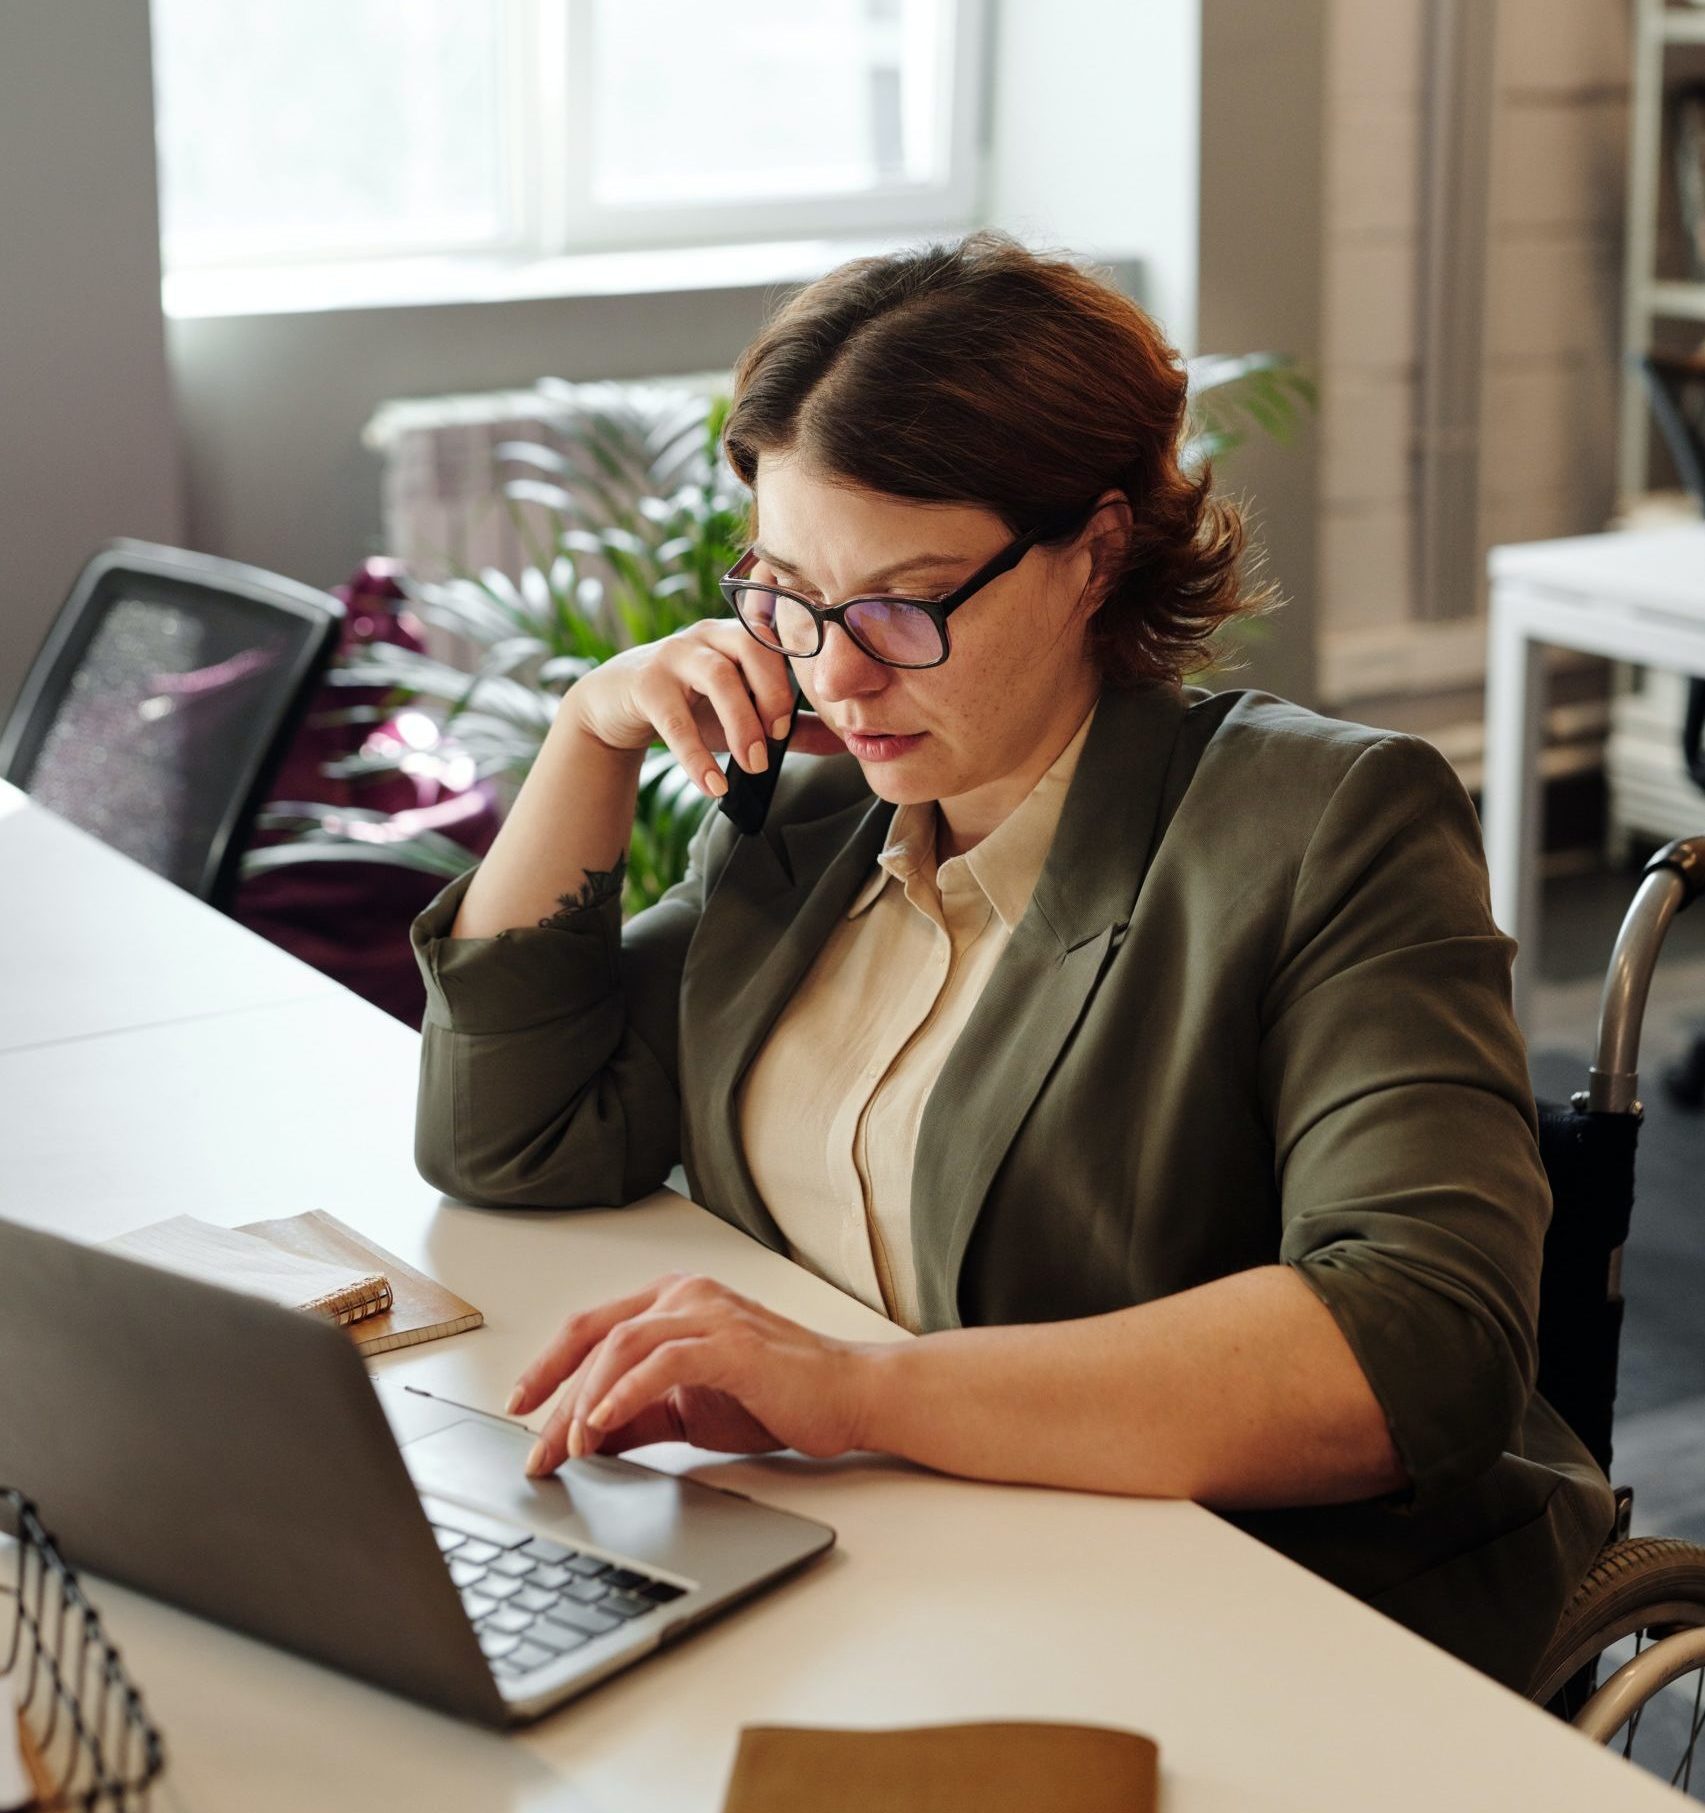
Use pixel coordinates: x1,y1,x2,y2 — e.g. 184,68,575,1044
507,1272,880,1476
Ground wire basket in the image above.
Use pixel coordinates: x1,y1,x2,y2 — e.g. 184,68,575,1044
1,1490,164,1811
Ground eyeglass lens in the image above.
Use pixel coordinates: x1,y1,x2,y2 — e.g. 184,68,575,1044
733,586,944,666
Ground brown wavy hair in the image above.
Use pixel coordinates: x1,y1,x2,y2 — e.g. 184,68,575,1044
720,228,1278,688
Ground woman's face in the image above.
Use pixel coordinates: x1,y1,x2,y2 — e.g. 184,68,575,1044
751,454,1115,839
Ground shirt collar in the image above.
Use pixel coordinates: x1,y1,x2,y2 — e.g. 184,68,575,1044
845,698,1100,931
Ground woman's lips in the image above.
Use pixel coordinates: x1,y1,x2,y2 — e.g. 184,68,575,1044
843,729,926,762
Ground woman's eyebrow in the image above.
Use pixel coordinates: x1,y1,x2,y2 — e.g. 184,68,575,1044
750,544,969,590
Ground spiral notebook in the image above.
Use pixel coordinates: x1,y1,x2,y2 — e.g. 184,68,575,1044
236,1210,483,1356
103,1210,482,1357
104,1215,392,1327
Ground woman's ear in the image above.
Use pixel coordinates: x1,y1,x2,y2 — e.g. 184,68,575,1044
1079,487,1134,618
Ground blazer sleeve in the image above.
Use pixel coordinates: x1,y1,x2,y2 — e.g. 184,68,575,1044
408,804,723,1210
1257,732,1549,1510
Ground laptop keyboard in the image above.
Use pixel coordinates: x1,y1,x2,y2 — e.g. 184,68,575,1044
431,1516,689,1682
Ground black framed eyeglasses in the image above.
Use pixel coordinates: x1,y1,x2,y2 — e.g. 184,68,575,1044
719,498,1103,670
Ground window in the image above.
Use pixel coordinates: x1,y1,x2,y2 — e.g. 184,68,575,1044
151,0,986,275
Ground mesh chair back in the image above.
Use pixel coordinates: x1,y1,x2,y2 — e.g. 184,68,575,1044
1534,1098,1640,1476
0,541,343,906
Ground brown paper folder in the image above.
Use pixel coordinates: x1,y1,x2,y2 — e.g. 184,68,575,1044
720,1721,1159,1813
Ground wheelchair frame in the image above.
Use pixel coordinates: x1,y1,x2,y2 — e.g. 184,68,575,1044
1523,834,1705,1778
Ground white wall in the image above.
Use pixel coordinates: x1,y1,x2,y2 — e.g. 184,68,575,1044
0,0,184,719
984,0,1200,347
1195,0,1327,708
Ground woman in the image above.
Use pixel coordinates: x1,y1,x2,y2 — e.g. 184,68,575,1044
409,229,1614,1694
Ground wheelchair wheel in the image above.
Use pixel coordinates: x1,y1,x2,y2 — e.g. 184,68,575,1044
1530,1537,1705,1788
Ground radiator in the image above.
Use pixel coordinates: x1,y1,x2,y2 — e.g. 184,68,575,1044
362,371,733,670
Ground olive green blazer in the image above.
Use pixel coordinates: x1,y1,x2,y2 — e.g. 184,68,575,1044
409,680,1615,1693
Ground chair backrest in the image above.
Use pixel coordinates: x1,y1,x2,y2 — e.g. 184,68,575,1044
0,541,344,907
1533,1098,1640,1477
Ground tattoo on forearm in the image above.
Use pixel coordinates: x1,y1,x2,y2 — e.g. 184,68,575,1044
536,850,627,928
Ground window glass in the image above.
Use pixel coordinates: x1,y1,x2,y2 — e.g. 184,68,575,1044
587,0,946,207
151,0,512,268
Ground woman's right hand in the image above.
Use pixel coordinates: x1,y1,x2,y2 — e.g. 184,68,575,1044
565,621,845,797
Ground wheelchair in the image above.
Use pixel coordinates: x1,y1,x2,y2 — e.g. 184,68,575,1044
1521,833,1705,1788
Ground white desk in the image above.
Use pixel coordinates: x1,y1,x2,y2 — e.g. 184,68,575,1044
0,778,336,1054
0,788,1688,1810
1482,523,1705,1028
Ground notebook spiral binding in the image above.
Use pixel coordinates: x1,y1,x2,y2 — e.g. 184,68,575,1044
1,1490,164,1811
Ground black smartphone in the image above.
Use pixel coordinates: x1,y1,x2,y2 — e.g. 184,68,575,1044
717,670,800,836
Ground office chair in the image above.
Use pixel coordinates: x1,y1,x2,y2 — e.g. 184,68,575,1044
1635,350,1705,1109
0,540,343,910
1521,833,1705,1787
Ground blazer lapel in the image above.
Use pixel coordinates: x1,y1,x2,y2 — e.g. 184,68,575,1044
911,681,1191,1329
681,787,894,1250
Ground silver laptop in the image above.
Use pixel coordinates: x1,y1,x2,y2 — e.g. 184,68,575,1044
0,1218,835,1727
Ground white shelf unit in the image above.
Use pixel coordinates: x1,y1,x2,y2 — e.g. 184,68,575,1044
1618,0,1705,498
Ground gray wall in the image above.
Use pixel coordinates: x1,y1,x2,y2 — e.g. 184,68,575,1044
167,288,768,596
1196,0,1327,710
0,0,184,719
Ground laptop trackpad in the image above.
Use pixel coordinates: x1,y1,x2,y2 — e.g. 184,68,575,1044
402,1418,688,1567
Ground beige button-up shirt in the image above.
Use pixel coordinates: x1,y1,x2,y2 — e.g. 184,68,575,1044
735,701,1098,1331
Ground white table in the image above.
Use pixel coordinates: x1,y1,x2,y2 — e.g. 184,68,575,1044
1483,523,1705,1028
0,778,337,1054
0,785,1688,1811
